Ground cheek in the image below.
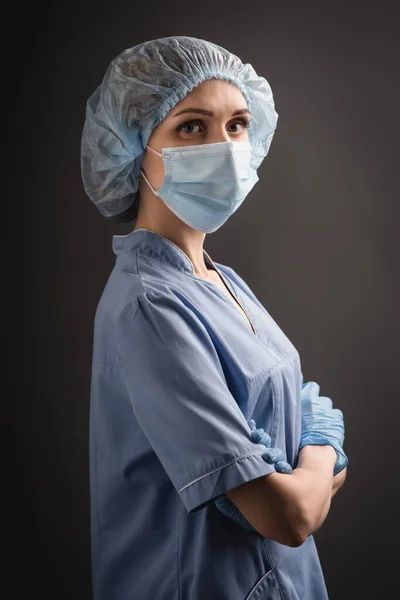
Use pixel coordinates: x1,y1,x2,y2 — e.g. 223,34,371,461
153,161,165,189
141,151,165,189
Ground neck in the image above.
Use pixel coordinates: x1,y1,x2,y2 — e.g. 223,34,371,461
132,219,211,277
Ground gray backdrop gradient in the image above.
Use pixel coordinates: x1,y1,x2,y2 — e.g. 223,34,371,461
7,1,399,598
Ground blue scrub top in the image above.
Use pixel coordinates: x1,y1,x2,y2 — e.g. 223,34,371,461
89,228,329,600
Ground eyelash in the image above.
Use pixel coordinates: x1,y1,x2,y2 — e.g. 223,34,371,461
176,118,250,134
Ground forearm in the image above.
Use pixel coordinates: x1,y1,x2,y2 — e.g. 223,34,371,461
296,445,339,534
277,445,337,542
316,467,347,534
331,466,347,499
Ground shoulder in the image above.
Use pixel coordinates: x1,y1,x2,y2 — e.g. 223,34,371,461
94,288,195,365
95,256,182,327
114,288,221,373
115,288,207,343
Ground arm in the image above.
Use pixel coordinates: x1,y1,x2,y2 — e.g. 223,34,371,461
226,445,337,546
117,291,283,516
308,466,347,537
331,466,347,499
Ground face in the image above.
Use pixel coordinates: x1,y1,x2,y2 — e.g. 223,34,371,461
140,78,251,191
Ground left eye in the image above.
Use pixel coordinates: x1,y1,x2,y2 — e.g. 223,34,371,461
177,119,250,134
179,121,202,134
228,122,247,133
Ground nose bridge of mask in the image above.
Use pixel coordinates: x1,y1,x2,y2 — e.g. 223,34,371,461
141,141,252,187
163,141,253,182
164,140,251,159
171,151,250,183
147,140,252,159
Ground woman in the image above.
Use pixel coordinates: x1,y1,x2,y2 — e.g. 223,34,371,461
81,36,348,600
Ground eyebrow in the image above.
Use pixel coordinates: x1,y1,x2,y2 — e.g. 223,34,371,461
172,107,251,118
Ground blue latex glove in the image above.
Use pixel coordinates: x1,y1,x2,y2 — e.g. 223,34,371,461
214,419,293,531
300,380,348,476
248,420,293,474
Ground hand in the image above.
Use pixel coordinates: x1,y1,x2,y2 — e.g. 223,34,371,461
214,418,293,531
300,380,348,476
248,419,293,474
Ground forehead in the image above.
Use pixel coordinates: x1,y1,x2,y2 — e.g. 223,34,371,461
167,79,248,117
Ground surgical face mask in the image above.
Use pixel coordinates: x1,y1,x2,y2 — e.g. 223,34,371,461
139,140,259,233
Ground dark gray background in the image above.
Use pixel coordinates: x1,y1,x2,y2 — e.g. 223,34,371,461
7,0,399,598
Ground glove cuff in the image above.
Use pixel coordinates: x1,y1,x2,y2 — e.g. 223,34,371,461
299,434,348,476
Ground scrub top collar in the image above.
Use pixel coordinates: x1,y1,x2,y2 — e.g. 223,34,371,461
112,227,216,275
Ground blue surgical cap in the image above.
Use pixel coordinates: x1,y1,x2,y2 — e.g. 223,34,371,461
80,36,279,222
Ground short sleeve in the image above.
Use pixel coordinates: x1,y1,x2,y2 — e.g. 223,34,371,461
116,290,277,514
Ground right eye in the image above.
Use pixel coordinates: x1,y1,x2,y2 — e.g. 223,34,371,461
176,119,204,134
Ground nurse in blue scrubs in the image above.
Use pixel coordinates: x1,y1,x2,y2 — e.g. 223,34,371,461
81,36,348,600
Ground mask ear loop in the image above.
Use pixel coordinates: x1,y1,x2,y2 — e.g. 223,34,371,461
139,145,163,195
140,169,159,195
146,145,163,157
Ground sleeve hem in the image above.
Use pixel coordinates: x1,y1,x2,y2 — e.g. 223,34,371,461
178,450,278,514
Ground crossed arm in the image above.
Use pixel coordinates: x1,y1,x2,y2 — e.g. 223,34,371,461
290,446,347,541
331,465,347,499
299,448,347,539
226,445,348,545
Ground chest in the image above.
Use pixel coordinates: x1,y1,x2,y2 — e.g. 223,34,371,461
192,264,300,393
206,270,257,335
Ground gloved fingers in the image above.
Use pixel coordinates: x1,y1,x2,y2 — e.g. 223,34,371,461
333,407,343,419
262,447,285,463
214,495,256,531
316,395,333,410
214,495,236,517
301,381,321,399
250,427,272,447
248,420,272,446
248,419,257,431
248,420,292,473
274,460,293,474
333,453,348,476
